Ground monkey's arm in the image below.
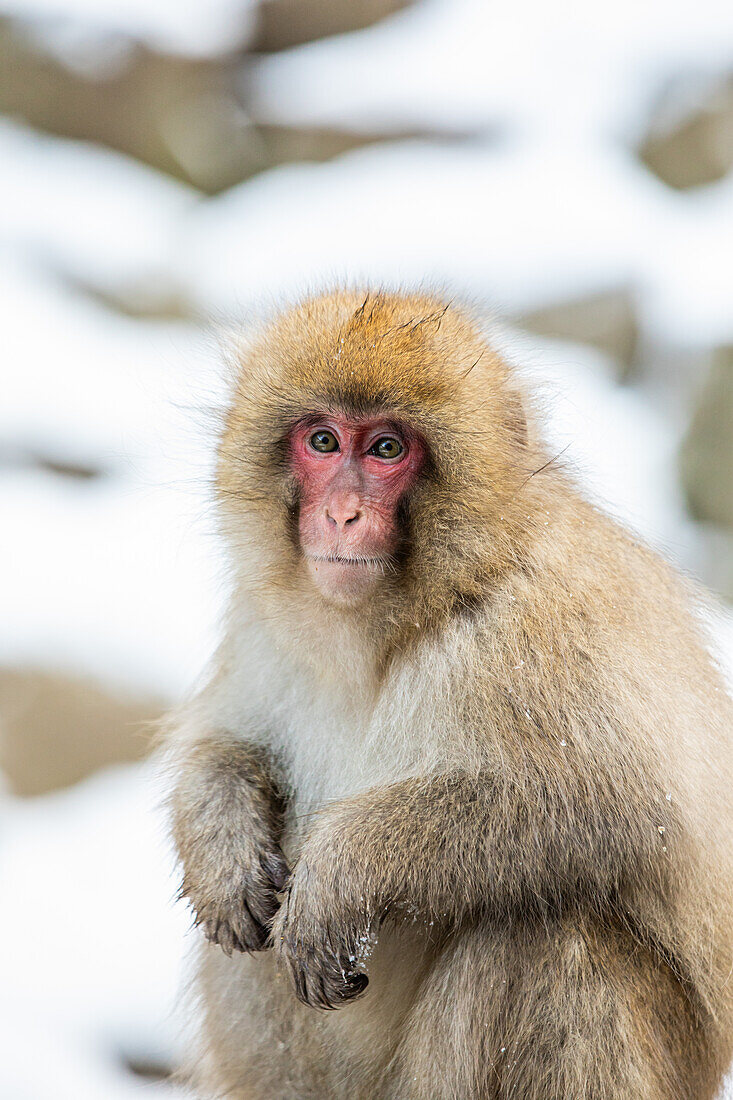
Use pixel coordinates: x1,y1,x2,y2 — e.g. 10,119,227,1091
273,763,675,1008
169,736,290,954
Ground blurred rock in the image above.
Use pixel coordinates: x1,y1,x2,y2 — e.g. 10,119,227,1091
67,276,195,320
520,288,639,376
695,526,733,604
634,344,712,411
0,20,251,192
253,0,414,52
124,1056,173,1083
0,668,160,796
0,18,416,193
0,442,105,479
639,74,733,190
680,347,733,528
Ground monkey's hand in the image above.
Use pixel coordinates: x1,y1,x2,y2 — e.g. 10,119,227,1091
188,832,290,956
271,838,371,1010
171,739,290,956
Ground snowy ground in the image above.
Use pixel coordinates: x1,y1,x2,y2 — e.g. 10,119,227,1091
0,765,191,1100
2,0,733,1095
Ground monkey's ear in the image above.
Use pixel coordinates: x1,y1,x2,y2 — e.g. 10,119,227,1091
505,391,528,448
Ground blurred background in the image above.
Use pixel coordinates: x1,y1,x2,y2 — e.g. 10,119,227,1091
3,0,733,1096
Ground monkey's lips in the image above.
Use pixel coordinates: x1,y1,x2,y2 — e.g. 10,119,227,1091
304,552,390,602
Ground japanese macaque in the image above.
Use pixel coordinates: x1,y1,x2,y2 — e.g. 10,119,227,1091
167,289,733,1099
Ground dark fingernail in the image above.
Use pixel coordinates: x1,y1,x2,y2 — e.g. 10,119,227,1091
344,973,368,996
242,902,269,951
260,851,290,890
246,887,279,928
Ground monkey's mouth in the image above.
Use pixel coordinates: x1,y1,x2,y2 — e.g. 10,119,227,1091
307,553,389,572
303,552,396,601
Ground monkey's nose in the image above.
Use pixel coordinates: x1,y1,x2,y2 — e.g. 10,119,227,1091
325,496,362,529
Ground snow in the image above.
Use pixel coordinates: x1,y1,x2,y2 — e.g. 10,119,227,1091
177,133,733,348
0,121,197,299
0,763,191,1099
0,0,256,58
177,139,650,317
640,170,733,344
251,0,733,137
232,0,733,347
0,254,223,699
505,330,697,560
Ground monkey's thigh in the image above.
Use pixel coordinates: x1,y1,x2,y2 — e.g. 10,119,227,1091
195,926,435,1099
194,945,332,1099
387,917,718,1100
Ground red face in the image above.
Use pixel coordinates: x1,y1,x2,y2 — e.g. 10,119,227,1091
289,415,425,603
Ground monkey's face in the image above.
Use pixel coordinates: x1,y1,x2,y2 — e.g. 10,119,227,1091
289,415,425,604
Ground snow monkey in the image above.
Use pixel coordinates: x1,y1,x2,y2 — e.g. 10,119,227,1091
167,289,733,1099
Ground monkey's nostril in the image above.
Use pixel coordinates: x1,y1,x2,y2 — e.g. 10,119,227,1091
325,506,361,528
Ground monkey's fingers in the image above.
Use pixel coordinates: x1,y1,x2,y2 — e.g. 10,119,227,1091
203,899,269,955
244,855,289,928
259,848,291,892
287,947,369,1010
326,966,368,1009
204,916,244,956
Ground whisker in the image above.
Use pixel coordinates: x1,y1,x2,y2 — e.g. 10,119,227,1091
307,553,397,574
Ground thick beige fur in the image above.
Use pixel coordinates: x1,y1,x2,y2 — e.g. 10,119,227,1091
167,290,733,1099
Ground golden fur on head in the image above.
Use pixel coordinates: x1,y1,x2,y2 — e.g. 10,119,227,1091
218,289,543,636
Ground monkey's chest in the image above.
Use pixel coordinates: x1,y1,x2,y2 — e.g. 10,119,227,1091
273,688,417,834
280,704,379,815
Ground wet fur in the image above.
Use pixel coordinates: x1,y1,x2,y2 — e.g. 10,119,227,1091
167,290,733,1098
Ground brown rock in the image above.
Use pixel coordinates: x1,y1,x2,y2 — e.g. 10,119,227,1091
639,74,733,190
680,347,733,528
253,0,414,53
520,288,640,376
0,20,241,192
0,18,422,196
693,526,733,604
0,668,160,797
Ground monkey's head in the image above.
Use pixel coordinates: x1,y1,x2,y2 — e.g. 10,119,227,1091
218,290,542,639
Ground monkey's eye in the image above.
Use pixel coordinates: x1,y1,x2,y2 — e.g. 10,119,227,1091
369,437,404,460
309,430,339,453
